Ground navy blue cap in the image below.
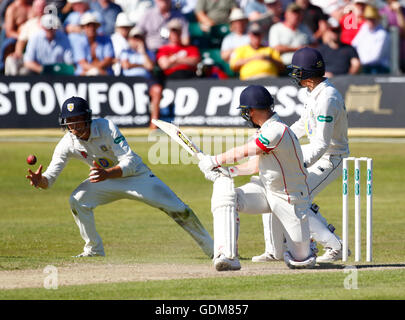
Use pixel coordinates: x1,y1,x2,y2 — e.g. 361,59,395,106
60,96,90,118
291,47,325,73
59,96,92,126
239,85,274,110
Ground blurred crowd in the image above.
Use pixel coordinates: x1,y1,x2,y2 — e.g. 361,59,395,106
0,0,404,80
0,0,403,128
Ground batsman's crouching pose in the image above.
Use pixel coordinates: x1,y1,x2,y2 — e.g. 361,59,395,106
26,96,213,258
198,85,317,271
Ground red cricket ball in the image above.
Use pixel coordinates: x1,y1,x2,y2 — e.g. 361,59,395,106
27,154,37,165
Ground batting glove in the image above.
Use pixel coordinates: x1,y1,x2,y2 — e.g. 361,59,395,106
198,154,220,173
203,166,239,182
215,166,239,178
204,169,221,182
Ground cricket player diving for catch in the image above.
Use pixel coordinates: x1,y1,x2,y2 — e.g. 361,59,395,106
198,85,317,271
26,96,213,258
253,47,350,263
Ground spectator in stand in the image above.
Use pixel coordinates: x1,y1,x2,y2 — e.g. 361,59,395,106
111,12,133,76
64,0,92,34
268,3,314,66
156,18,200,79
279,0,293,11
317,20,361,77
120,26,163,129
46,0,67,16
339,0,368,45
114,0,153,25
63,0,104,35
194,0,236,32
295,0,328,40
244,0,267,21
379,0,405,72
229,23,284,80
137,0,189,54
172,0,198,15
89,0,122,36
0,0,14,28
244,0,284,35
3,0,33,40
264,0,283,24
72,12,114,75
352,4,390,74
0,0,33,71
4,0,47,75
220,7,250,62
23,14,73,74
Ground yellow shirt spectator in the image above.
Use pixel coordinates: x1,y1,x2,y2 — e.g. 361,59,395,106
230,45,282,80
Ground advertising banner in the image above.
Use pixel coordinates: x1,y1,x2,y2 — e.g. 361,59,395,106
0,75,402,128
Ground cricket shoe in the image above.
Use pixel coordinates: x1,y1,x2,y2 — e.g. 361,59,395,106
213,254,241,271
283,251,316,269
251,252,278,262
73,252,105,258
316,247,351,263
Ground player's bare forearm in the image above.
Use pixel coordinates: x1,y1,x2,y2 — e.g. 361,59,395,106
216,140,262,165
235,156,259,175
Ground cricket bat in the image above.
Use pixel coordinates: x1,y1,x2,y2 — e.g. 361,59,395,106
152,119,228,174
152,119,204,160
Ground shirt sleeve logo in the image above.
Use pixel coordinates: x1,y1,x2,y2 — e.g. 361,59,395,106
317,115,333,122
113,135,125,144
258,134,270,146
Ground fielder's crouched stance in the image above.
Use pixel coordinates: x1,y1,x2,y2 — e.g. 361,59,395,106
26,97,213,258
199,85,317,271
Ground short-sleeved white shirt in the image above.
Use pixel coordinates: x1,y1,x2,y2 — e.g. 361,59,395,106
255,113,310,204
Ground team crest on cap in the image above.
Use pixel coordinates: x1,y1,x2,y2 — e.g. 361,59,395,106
67,103,74,112
316,60,323,68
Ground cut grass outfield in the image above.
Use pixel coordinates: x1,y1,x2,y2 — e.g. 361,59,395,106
0,135,405,299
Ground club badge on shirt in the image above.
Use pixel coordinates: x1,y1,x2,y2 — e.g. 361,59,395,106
99,145,108,152
96,157,114,168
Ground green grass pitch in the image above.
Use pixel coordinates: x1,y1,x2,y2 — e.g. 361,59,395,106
0,135,405,300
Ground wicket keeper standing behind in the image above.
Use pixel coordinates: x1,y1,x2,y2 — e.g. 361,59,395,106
254,47,350,263
26,96,214,258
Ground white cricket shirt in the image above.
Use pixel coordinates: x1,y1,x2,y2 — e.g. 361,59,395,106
255,113,310,204
290,79,349,167
43,118,144,187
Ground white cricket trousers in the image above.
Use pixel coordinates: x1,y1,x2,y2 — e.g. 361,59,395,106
236,177,311,261
261,154,345,254
69,165,213,257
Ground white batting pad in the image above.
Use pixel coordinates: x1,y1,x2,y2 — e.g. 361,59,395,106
211,176,239,259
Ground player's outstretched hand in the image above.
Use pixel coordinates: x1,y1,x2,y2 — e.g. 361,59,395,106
89,161,108,183
198,155,219,174
26,165,43,188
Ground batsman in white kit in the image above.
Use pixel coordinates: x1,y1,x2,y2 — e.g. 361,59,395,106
198,85,317,271
253,47,350,263
26,96,213,258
